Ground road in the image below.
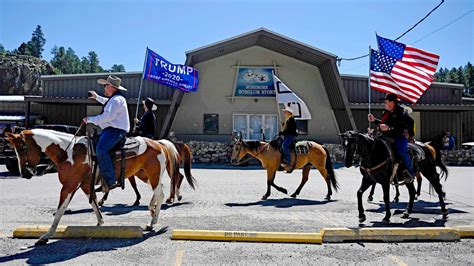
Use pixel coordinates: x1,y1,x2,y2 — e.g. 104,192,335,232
0,164,473,264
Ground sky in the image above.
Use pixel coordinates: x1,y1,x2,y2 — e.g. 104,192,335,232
1,0,472,75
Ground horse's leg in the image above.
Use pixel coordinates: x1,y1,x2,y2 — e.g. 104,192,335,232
381,182,392,223
98,191,109,207
129,176,141,206
269,169,288,196
415,173,422,200
262,169,278,200
166,172,183,204
393,184,400,203
291,165,311,198
422,165,448,218
176,172,184,201
36,186,78,245
402,182,416,219
145,153,166,231
311,157,333,200
80,182,103,226
368,184,376,202
357,176,375,223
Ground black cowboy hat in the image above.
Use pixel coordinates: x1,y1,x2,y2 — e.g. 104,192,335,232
380,93,400,102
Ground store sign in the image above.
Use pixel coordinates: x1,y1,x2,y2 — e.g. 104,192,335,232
234,68,275,97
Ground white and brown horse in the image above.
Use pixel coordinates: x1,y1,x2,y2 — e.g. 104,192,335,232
5,129,179,245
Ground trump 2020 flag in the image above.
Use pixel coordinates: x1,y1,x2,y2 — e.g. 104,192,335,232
273,75,311,119
377,35,440,76
143,48,199,92
370,49,434,103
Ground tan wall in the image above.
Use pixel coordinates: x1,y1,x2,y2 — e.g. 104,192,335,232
172,46,340,142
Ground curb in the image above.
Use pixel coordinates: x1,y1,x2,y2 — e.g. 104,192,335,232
172,229,322,244
13,225,143,239
453,226,474,238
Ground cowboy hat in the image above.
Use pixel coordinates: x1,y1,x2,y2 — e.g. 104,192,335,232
379,93,400,102
281,106,294,114
143,97,157,111
97,75,127,91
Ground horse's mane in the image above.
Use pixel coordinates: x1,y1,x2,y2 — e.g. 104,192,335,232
269,140,279,150
29,128,87,148
242,140,263,151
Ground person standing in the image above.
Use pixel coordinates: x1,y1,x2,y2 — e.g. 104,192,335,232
83,75,130,190
133,97,157,139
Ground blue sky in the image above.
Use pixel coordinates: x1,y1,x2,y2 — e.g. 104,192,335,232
1,0,472,75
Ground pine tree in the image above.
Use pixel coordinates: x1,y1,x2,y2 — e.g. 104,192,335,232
15,42,33,56
0,43,5,55
29,25,46,58
87,51,100,73
110,64,126,72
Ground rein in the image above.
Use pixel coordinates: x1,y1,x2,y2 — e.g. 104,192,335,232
234,142,269,165
360,159,389,176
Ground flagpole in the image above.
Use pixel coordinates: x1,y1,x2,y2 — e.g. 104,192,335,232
368,46,372,131
272,67,282,136
134,47,149,131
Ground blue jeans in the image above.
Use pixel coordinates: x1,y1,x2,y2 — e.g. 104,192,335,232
282,135,295,164
96,127,126,186
394,136,415,175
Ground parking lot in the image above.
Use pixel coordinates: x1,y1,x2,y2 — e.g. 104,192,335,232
0,164,473,264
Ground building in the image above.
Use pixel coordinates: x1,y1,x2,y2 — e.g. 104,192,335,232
2,28,473,146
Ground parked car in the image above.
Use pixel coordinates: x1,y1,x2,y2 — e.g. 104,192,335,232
461,142,474,150
2,124,83,175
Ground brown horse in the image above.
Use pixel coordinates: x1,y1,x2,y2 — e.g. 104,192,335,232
230,134,338,200
98,141,196,206
5,129,179,246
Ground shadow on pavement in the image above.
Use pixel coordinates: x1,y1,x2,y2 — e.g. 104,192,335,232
0,226,168,264
225,198,336,208
63,202,192,216
365,199,468,215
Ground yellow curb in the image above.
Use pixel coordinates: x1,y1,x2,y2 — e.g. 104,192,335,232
321,227,459,242
13,225,143,239
172,230,322,244
453,226,474,238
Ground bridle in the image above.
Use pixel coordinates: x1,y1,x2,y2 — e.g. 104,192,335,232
232,140,268,165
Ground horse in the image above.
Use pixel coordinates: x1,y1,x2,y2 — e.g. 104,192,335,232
367,140,448,202
230,134,338,200
97,142,196,206
340,131,448,223
5,128,179,246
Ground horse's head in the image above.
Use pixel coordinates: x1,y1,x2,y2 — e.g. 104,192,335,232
230,132,246,165
4,131,42,179
339,130,359,167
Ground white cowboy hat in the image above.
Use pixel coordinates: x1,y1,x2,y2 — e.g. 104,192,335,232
143,97,158,111
97,75,127,91
281,106,294,114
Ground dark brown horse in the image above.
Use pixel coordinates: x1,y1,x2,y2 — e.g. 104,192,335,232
231,134,338,200
5,129,179,245
98,142,196,206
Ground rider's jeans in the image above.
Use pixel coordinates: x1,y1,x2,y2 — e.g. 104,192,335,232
394,136,415,175
96,127,126,186
282,135,295,164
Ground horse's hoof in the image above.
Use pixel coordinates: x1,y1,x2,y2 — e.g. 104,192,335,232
165,198,173,204
324,195,331,201
261,195,269,200
414,196,418,201
290,193,297,198
144,225,153,231
281,189,288,195
35,238,48,246
133,201,140,206
382,217,390,223
177,195,182,201
367,196,373,202
359,215,366,223
442,210,449,219
393,198,399,203
401,212,410,219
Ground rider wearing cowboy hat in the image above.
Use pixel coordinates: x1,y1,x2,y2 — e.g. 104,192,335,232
83,75,130,190
368,93,415,183
133,97,157,139
280,106,298,173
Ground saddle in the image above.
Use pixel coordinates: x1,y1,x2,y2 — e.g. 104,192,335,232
88,133,147,195
272,136,311,173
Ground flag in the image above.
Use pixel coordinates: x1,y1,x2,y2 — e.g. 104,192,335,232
377,35,440,76
143,48,199,92
273,75,311,119
370,49,433,103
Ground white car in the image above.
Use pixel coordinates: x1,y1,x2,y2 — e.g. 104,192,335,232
461,142,474,150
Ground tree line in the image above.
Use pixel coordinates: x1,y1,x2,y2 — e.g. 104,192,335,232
434,62,474,97
0,25,126,74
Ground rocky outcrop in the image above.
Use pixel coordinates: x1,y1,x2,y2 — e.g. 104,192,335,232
0,54,54,95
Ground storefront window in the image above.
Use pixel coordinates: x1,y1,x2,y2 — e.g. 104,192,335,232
233,114,278,140
203,114,218,134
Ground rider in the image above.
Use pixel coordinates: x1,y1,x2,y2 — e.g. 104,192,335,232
133,97,157,139
368,93,415,183
83,75,130,190
280,106,298,173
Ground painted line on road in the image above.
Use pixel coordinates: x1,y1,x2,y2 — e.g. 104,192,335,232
13,225,143,239
175,241,184,266
388,255,407,266
172,229,323,244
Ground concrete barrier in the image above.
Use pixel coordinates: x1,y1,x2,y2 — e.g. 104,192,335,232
13,225,143,239
172,229,322,244
454,226,474,238
320,227,460,242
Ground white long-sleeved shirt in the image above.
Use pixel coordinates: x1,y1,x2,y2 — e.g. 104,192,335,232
87,94,130,132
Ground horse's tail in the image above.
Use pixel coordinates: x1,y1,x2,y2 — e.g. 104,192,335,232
431,142,448,181
323,146,339,192
158,139,180,189
176,142,197,190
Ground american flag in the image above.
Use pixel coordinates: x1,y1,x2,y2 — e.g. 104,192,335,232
377,35,440,76
370,49,433,103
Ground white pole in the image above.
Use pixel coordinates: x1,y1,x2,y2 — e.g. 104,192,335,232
273,61,282,134
134,47,149,130
368,46,372,131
